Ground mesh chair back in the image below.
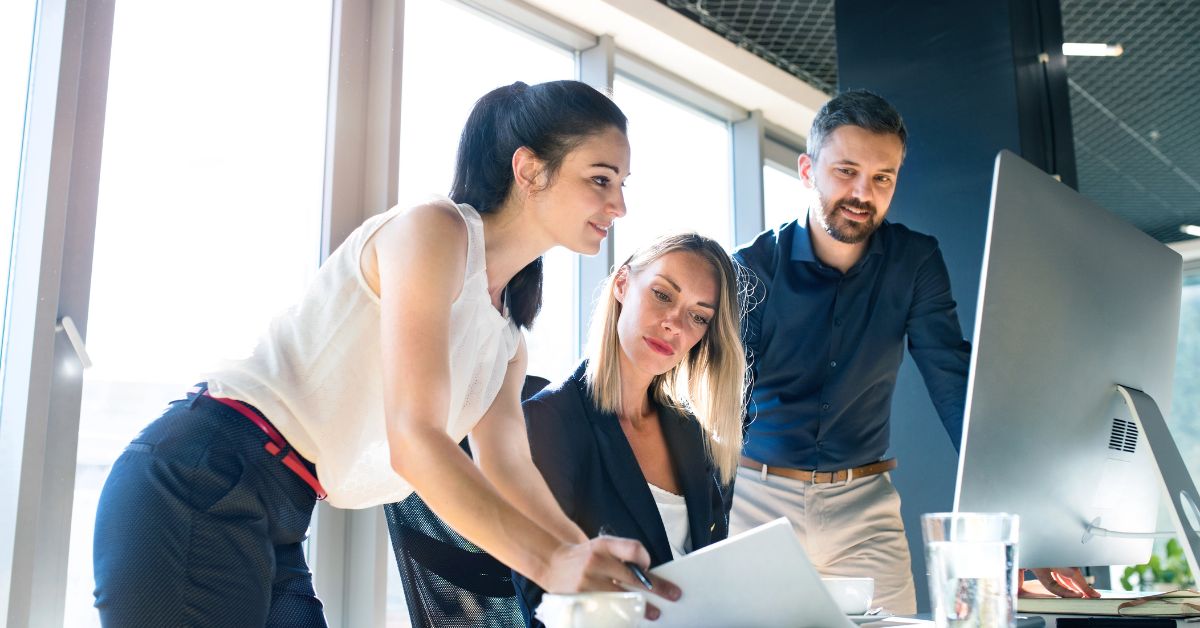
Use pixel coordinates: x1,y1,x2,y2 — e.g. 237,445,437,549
385,375,550,628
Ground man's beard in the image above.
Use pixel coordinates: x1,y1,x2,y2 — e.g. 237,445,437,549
812,191,880,244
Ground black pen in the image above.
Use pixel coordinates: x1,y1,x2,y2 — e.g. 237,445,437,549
598,526,655,591
626,561,654,591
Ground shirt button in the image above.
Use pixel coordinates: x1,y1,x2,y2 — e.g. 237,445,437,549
821,402,831,412
834,317,842,327
830,360,837,368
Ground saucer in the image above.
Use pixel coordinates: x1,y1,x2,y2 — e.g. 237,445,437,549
848,612,893,625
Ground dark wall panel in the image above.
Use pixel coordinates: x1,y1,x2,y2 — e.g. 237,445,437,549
834,0,1074,611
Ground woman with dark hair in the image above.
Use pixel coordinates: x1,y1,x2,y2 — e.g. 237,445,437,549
92,80,676,626
516,233,748,625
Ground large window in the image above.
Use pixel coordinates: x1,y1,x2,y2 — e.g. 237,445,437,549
65,2,332,625
1162,268,1200,588
528,246,578,382
389,2,576,623
0,1,37,402
1116,267,1200,591
1165,267,1200,588
763,161,809,231
396,0,577,392
612,75,733,261
1171,270,1200,481
3,0,832,623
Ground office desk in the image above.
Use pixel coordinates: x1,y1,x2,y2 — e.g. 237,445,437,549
864,614,1193,627
1018,587,1199,626
1030,614,1195,627
860,614,1047,627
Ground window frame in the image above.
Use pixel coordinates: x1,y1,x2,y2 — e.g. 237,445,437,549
0,0,822,625
0,0,115,624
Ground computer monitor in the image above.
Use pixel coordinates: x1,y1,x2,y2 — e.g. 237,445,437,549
954,150,1200,576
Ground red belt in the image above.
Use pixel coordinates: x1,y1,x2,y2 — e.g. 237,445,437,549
201,390,327,500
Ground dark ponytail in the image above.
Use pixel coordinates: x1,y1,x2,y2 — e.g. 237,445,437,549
449,80,627,329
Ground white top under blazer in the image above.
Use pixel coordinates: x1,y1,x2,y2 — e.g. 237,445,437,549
207,200,521,509
648,483,692,560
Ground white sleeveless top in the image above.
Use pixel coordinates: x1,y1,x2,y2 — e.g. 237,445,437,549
648,483,692,560
207,200,521,509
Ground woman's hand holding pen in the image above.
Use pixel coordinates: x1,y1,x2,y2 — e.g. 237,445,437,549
542,536,681,621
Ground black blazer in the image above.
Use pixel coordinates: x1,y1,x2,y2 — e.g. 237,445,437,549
514,361,731,626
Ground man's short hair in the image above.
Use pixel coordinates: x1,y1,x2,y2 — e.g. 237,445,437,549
807,89,907,163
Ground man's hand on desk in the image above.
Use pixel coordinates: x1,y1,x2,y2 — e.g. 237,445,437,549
1020,567,1101,598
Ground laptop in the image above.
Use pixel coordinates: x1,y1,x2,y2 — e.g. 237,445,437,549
647,518,924,627
646,517,1045,627
875,616,1045,628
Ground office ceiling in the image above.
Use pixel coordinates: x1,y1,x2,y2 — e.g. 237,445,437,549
659,0,1200,244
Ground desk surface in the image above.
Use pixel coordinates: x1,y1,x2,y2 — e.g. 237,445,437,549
1032,613,1195,627
864,615,1193,627
859,615,1047,627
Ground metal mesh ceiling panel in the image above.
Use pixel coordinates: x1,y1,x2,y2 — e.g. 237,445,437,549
1061,0,1200,243
661,0,838,94
659,0,1200,244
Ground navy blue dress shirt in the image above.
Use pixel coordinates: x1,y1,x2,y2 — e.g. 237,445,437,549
734,218,971,471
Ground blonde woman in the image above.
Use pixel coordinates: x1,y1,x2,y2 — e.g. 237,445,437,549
515,233,747,625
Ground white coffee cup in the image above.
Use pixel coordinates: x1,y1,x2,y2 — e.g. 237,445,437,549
821,576,875,615
535,592,646,628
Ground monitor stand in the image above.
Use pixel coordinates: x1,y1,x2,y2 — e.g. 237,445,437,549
1083,385,1200,580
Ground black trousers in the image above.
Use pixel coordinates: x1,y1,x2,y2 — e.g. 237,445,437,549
93,385,326,627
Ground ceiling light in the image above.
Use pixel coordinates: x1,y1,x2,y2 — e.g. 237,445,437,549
1181,224,1200,238
1063,43,1124,57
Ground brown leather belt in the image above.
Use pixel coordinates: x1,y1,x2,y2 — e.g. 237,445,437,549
739,455,897,483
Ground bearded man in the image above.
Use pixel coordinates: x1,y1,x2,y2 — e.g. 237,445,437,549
730,90,971,614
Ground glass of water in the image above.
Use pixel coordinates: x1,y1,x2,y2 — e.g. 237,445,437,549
921,512,1019,628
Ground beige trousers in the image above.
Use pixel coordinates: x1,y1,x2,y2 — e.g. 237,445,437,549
729,466,917,615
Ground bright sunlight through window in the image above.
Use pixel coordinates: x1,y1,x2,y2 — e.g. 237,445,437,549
388,3,575,624
612,75,733,262
65,3,332,625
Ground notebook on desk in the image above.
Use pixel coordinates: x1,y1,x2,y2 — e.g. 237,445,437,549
1054,619,1181,627
1018,589,1200,618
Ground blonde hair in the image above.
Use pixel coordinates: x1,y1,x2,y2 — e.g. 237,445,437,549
585,233,748,484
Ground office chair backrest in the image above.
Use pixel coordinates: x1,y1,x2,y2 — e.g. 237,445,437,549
385,374,551,628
